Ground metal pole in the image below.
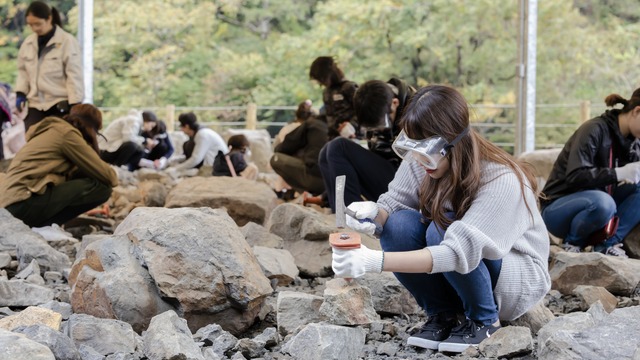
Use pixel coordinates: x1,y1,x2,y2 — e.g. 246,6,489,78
78,0,94,104
525,0,537,153
516,0,537,155
515,0,526,155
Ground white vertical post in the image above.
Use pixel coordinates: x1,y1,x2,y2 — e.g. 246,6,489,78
77,0,94,104
525,0,537,153
516,0,537,155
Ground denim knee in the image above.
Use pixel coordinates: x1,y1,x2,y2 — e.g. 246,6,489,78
380,210,428,252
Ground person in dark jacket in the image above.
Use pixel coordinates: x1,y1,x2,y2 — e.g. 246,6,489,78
309,56,358,139
315,78,416,212
138,113,174,170
213,134,257,180
541,88,640,258
270,112,329,195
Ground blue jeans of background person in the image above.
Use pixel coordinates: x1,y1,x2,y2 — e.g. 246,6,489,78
542,184,640,248
380,210,502,325
318,137,396,212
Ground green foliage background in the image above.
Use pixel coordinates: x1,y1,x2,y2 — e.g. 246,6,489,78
1,0,639,148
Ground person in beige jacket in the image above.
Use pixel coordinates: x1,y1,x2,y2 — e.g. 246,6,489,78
0,104,117,228
15,1,84,132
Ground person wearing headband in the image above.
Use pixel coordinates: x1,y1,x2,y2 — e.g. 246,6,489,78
331,85,550,353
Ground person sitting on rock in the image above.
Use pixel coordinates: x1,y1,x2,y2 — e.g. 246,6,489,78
168,112,228,172
213,134,258,180
138,113,174,170
0,104,117,227
331,84,550,354
541,87,640,258
98,109,147,171
270,102,329,197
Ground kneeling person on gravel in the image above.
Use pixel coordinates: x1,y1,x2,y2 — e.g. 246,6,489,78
331,85,551,353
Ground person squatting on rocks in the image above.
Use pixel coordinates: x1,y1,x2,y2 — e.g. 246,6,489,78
169,112,228,172
139,112,174,170
213,134,258,180
316,78,415,212
272,99,315,149
270,100,329,196
541,87,640,259
16,1,84,132
309,56,358,139
0,104,117,227
331,85,551,353
98,109,147,171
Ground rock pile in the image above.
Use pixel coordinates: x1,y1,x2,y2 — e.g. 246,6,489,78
0,151,640,359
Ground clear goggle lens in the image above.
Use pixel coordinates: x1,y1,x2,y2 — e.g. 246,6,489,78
392,130,449,170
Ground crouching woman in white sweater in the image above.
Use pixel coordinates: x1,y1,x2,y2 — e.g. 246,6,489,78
332,84,551,353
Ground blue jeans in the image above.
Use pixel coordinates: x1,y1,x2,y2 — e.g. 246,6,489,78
380,210,502,325
542,184,640,247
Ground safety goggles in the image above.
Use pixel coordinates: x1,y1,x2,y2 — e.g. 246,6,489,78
392,128,469,169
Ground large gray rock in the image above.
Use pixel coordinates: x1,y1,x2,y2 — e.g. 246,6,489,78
358,273,422,316
69,235,174,333
538,305,640,360
276,291,326,336
14,324,82,360
253,246,299,286
66,313,137,356
550,252,640,296
0,280,55,307
165,177,278,226
241,222,284,249
320,279,380,326
142,310,204,360
0,209,70,272
0,328,55,360
281,323,366,360
113,207,273,334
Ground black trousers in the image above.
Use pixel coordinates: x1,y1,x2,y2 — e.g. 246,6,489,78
318,137,397,213
24,105,69,132
100,141,144,171
6,178,112,227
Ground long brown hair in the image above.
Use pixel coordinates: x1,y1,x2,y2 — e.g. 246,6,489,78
399,85,538,229
64,104,102,154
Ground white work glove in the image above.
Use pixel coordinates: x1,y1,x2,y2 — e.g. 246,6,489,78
345,201,379,235
614,162,640,185
332,244,383,278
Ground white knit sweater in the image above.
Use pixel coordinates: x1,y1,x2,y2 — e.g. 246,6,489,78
174,128,228,171
378,160,551,321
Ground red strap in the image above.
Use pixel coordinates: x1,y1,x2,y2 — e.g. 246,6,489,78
607,146,613,195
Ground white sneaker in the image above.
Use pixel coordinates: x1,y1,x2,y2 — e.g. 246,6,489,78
155,157,168,170
562,243,582,253
138,158,155,169
603,243,628,258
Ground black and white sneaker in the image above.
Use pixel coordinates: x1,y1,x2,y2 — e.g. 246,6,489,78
438,318,500,353
406,313,459,350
